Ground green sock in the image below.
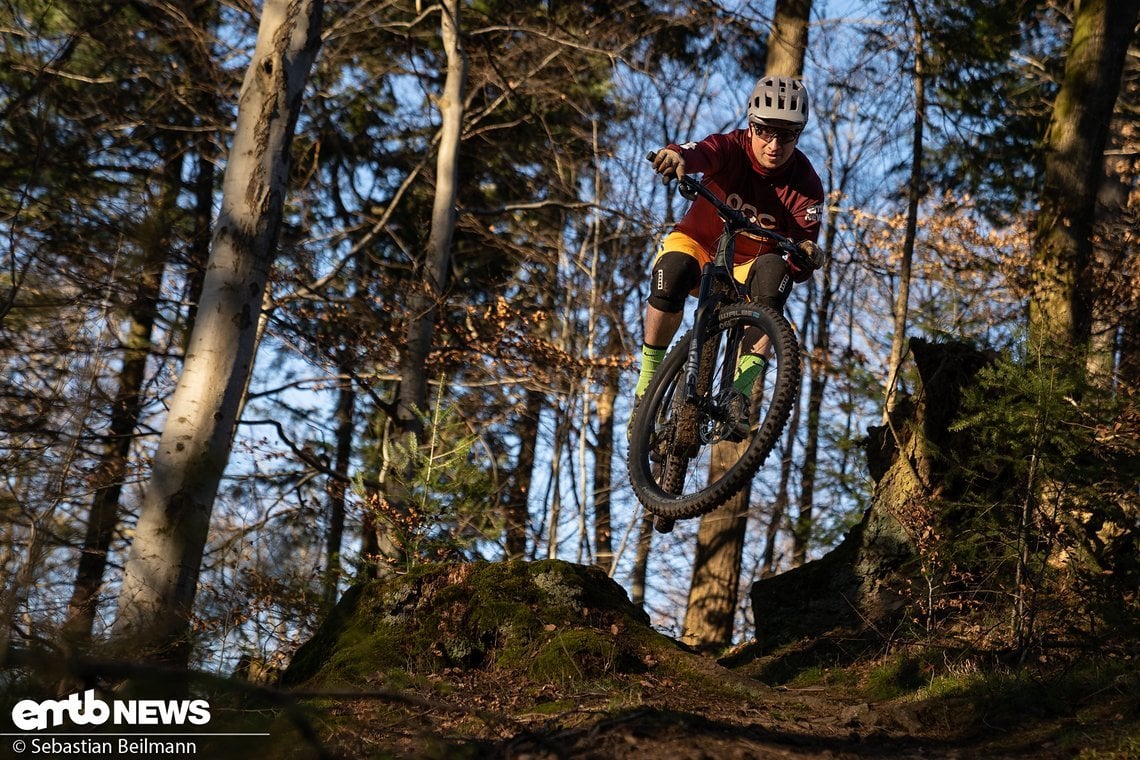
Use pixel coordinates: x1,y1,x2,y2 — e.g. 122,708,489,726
635,343,668,398
733,353,767,395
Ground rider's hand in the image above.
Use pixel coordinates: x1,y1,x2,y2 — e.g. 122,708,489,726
651,149,685,184
789,240,826,273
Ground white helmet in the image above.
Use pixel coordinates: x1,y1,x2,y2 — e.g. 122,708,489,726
747,76,809,126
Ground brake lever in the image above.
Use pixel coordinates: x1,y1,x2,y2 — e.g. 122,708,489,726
678,176,698,201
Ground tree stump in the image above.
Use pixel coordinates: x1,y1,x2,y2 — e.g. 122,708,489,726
747,337,995,652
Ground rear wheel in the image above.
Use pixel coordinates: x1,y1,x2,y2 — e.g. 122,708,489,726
627,303,800,520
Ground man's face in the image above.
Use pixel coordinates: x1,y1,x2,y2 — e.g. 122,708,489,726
749,121,801,170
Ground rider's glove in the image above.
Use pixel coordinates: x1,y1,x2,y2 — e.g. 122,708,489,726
788,240,825,279
651,149,685,184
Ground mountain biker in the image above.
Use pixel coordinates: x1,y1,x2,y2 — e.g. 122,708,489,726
633,75,826,427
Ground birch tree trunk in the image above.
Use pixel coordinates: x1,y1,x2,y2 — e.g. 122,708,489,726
505,389,542,560
367,0,466,572
110,0,323,664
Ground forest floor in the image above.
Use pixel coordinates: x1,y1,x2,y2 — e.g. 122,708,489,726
252,561,1138,760
267,640,1139,760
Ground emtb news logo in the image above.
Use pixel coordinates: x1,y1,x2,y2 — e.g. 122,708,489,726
11,689,211,731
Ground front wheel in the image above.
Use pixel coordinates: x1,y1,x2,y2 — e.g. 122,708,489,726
627,303,801,520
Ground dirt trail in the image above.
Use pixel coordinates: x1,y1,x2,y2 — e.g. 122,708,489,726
270,561,1133,759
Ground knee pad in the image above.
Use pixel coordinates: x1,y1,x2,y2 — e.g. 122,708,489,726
746,254,792,309
648,252,700,312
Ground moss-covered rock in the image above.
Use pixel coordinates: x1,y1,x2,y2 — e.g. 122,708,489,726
282,559,662,689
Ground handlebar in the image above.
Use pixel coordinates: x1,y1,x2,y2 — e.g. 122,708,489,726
646,150,796,253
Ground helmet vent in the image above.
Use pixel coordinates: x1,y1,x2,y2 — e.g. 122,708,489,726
747,76,809,126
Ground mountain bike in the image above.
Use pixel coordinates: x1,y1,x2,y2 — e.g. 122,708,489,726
627,164,804,533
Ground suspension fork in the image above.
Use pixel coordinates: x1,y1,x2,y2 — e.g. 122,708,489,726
684,264,717,401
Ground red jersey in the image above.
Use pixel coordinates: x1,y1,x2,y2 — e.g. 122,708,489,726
668,129,824,271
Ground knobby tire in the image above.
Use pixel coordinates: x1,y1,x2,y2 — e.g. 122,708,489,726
628,303,801,520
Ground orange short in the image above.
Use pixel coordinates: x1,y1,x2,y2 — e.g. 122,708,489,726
653,230,755,289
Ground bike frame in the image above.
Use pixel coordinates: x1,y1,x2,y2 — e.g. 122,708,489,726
676,175,795,409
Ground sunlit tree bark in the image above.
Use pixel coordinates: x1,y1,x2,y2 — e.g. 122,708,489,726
683,0,812,649
681,442,750,650
766,0,811,75
394,0,466,443
110,0,323,664
1030,0,1139,354
367,0,468,571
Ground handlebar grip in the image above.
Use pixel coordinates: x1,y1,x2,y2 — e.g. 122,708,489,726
648,149,690,191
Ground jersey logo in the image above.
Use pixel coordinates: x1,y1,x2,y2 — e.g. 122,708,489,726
726,193,775,228
804,203,823,223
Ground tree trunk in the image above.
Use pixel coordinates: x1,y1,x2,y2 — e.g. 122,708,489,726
792,144,845,567
181,0,223,338
792,330,830,569
394,0,465,443
682,441,749,651
323,365,355,611
749,338,993,650
682,0,813,648
1110,37,1139,388
592,330,621,573
375,0,466,570
1029,0,1139,354
545,406,570,558
110,0,323,665
1088,169,1128,386
765,0,811,76
359,412,388,580
790,306,817,566
1121,310,1140,389
762,428,795,575
882,0,926,420
505,389,543,560
184,147,215,335
629,510,654,608
62,151,182,648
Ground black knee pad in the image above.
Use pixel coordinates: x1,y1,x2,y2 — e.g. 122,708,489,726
648,252,700,312
746,254,792,309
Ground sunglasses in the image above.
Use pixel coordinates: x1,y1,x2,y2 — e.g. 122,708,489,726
750,123,802,144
